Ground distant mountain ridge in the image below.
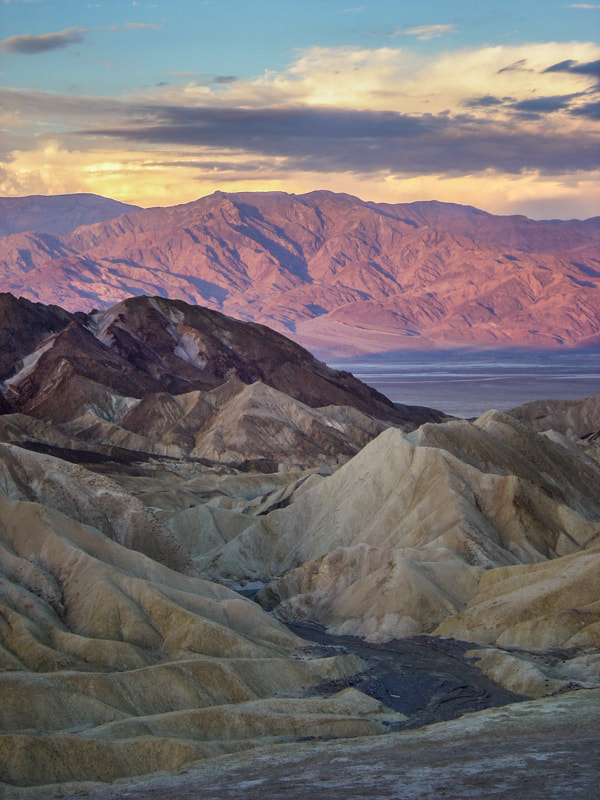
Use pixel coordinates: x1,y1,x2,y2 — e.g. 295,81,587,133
0,193,139,237
0,190,598,356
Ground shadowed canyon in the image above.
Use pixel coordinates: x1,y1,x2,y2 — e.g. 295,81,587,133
0,194,599,798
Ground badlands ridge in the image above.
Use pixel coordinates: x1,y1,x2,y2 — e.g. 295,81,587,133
0,291,598,796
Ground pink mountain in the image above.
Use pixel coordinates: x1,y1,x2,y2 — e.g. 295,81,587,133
1,190,598,357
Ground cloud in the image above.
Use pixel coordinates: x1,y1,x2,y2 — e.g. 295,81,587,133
543,58,600,79
567,4,600,8
77,103,599,178
392,24,457,41
497,59,534,74
68,41,600,182
0,87,127,128
1,41,599,217
512,93,582,115
0,27,85,54
463,95,510,108
571,99,600,118
220,42,599,116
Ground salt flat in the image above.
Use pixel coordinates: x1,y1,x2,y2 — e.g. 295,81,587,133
330,349,600,419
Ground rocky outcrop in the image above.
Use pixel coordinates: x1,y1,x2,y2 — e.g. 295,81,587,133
0,294,447,478
435,547,600,650
0,442,191,570
507,394,600,463
435,546,600,697
508,394,600,438
0,293,76,381
2,294,429,429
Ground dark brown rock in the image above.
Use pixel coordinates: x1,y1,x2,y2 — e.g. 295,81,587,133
0,293,76,380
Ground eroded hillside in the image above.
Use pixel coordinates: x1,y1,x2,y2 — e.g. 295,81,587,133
0,293,599,796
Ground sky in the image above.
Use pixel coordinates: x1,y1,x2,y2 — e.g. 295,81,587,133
0,0,599,218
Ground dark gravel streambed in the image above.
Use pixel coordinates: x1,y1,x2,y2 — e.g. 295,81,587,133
286,621,526,728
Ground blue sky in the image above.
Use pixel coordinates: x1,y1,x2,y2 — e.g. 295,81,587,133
2,1,594,92
1,0,599,216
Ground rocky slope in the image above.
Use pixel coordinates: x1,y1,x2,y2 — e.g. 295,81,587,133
508,394,600,463
202,411,600,641
1,294,435,433
509,393,600,438
0,453,398,792
1,191,599,355
185,406,600,702
0,293,78,381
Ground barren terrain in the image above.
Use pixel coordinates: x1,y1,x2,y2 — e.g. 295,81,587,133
0,292,599,797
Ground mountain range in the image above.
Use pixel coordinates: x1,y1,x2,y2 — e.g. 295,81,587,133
1,191,598,357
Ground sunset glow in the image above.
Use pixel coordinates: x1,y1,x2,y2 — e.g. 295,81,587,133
1,0,599,218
